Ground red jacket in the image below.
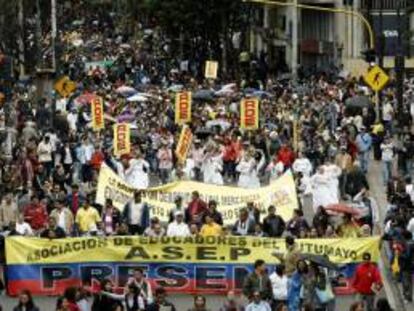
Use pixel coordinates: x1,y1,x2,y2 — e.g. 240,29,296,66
24,203,48,230
277,147,295,167
352,262,382,295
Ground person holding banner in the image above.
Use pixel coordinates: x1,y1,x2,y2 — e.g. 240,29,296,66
237,148,265,189
202,144,224,185
115,153,150,189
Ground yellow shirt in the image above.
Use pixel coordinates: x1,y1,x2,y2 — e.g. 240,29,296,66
200,222,222,236
75,207,101,232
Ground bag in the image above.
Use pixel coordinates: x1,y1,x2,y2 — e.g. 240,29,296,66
315,282,335,304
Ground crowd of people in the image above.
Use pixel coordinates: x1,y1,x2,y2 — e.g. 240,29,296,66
0,1,413,311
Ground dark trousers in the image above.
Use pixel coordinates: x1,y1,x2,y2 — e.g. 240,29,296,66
402,270,413,301
128,224,144,235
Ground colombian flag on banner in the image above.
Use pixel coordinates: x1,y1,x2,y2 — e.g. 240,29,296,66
91,96,104,131
175,125,193,164
240,98,259,130
175,92,192,124
5,236,380,296
113,123,130,156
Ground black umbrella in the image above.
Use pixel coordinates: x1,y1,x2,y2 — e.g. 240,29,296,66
193,90,215,102
345,95,371,109
299,253,340,271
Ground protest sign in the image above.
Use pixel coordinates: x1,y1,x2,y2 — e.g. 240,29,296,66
240,98,259,130
175,125,193,164
91,96,104,131
5,236,380,296
96,164,298,223
113,123,131,156
174,92,192,124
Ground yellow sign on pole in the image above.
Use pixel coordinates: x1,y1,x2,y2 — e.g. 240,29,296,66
54,76,77,98
363,65,389,92
204,61,218,79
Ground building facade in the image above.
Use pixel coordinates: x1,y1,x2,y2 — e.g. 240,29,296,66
249,0,414,76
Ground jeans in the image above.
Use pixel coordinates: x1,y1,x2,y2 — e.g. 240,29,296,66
223,160,236,182
159,168,170,184
339,173,348,197
358,151,370,174
402,270,413,301
358,294,375,311
382,161,393,185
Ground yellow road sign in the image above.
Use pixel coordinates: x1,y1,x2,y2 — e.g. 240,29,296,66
363,65,389,92
54,76,77,98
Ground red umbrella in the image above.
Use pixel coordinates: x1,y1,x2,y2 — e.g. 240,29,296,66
74,92,96,105
325,203,361,216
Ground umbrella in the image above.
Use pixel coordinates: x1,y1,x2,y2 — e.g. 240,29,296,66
206,119,231,131
299,254,340,271
74,93,95,105
193,90,215,101
325,203,361,216
253,90,273,98
167,84,183,92
127,94,148,102
345,95,370,109
116,86,137,96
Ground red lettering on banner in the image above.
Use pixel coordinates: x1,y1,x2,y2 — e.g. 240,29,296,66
179,93,189,121
93,99,103,127
117,125,127,151
244,101,256,127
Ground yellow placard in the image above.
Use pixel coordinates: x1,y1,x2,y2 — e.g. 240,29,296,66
204,61,218,79
113,123,131,156
5,236,381,265
95,164,298,223
54,76,77,98
175,92,192,124
91,96,104,131
175,125,193,164
240,98,259,130
363,65,390,92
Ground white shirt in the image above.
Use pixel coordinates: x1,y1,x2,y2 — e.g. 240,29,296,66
245,301,272,311
381,143,394,162
406,184,414,203
407,217,414,239
57,210,66,232
67,112,78,131
167,221,190,237
16,222,33,236
130,202,144,225
37,141,53,162
269,272,288,300
383,103,394,121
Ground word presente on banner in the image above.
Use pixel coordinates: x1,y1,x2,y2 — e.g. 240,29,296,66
95,164,298,223
5,236,380,296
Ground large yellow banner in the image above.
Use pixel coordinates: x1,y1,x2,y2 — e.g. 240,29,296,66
6,236,380,265
175,92,192,124
91,96,104,131
240,98,259,130
95,164,298,224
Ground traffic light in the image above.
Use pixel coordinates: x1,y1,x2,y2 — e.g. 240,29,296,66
361,49,376,63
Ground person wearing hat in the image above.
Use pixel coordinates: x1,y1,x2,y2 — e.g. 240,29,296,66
166,211,190,237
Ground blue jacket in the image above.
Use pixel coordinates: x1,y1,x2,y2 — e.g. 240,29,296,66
356,133,372,153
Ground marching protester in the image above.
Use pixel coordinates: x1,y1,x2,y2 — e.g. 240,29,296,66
13,290,40,311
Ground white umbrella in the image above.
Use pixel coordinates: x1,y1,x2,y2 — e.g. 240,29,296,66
127,94,148,102
116,86,137,96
